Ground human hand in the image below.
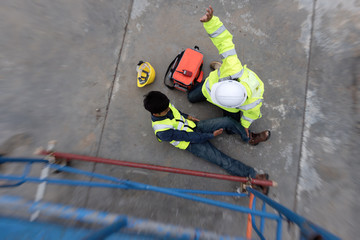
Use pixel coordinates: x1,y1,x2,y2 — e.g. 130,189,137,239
188,116,200,122
245,128,249,138
213,128,223,137
200,5,214,22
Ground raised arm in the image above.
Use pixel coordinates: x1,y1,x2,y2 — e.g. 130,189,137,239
201,6,243,75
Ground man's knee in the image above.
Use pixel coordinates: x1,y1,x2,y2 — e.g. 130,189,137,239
187,92,205,103
221,117,235,134
223,116,237,125
187,93,197,103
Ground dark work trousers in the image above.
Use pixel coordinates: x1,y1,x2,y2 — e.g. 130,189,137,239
185,117,256,178
187,80,207,103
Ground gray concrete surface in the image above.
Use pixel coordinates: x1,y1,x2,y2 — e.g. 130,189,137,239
0,0,359,239
295,1,360,238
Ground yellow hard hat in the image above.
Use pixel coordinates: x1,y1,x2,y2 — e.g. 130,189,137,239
137,61,155,87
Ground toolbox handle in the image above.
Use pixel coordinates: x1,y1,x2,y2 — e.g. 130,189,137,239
164,50,184,90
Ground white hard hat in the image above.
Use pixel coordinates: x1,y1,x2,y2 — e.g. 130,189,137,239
211,80,247,108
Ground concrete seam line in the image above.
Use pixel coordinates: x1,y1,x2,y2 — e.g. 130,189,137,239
83,0,135,210
96,0,134,157
294,0,317,222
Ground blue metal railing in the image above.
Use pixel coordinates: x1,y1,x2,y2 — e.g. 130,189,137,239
0,195,243,240
0,157,341,240
247,187,340,240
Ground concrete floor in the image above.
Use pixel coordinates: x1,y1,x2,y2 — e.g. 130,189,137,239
0,0,359,239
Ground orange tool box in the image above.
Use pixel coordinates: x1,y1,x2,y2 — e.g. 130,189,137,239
164,47,204,92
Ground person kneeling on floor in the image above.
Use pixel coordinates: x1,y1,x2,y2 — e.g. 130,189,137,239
143,91,270,194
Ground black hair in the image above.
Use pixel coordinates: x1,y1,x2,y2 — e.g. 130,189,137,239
143,91,170,114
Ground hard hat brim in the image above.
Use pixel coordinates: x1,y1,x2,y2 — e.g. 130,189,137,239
210,82,222,106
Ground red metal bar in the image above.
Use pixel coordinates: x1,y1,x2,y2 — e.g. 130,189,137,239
38,150,276,187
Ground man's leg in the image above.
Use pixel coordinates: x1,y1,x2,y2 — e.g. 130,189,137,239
187,81,206,103
186,141,256,178
222,110,241,134
196,117,250,142
222,110,241,122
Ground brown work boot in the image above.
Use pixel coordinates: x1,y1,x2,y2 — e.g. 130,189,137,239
249,130,271,146
253,173,270,195
210,61,222,70
254,173,269,180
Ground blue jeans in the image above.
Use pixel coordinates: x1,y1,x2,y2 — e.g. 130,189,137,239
186,117,256,178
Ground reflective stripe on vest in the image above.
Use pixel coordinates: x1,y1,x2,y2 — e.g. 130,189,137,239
221,49,237,59
152,124,173,131
152,119,190,132
236,99,263,110
177,118,184,130
208,25,226,38
177,118,192,131
218,68,244,82
171,141,181,147
205,80,211,95
241,115,255,124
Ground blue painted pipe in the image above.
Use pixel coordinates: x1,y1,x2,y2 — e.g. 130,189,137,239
0,173,278,219
0,157,48,164
0,157,279,219
260,201,266,233
84,218,128,240
251,197,266,240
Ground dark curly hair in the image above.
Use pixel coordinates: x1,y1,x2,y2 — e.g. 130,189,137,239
143,91,170,114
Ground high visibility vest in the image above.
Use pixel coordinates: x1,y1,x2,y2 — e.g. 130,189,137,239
152,104,196,150
201,16,264,128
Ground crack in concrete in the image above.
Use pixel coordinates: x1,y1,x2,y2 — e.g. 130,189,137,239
294,0,317,217
83,0,135,209
96,1,135,157
353,57,360,133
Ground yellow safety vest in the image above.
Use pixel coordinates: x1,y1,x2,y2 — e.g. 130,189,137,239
152,104,196,150
201,16,264,128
